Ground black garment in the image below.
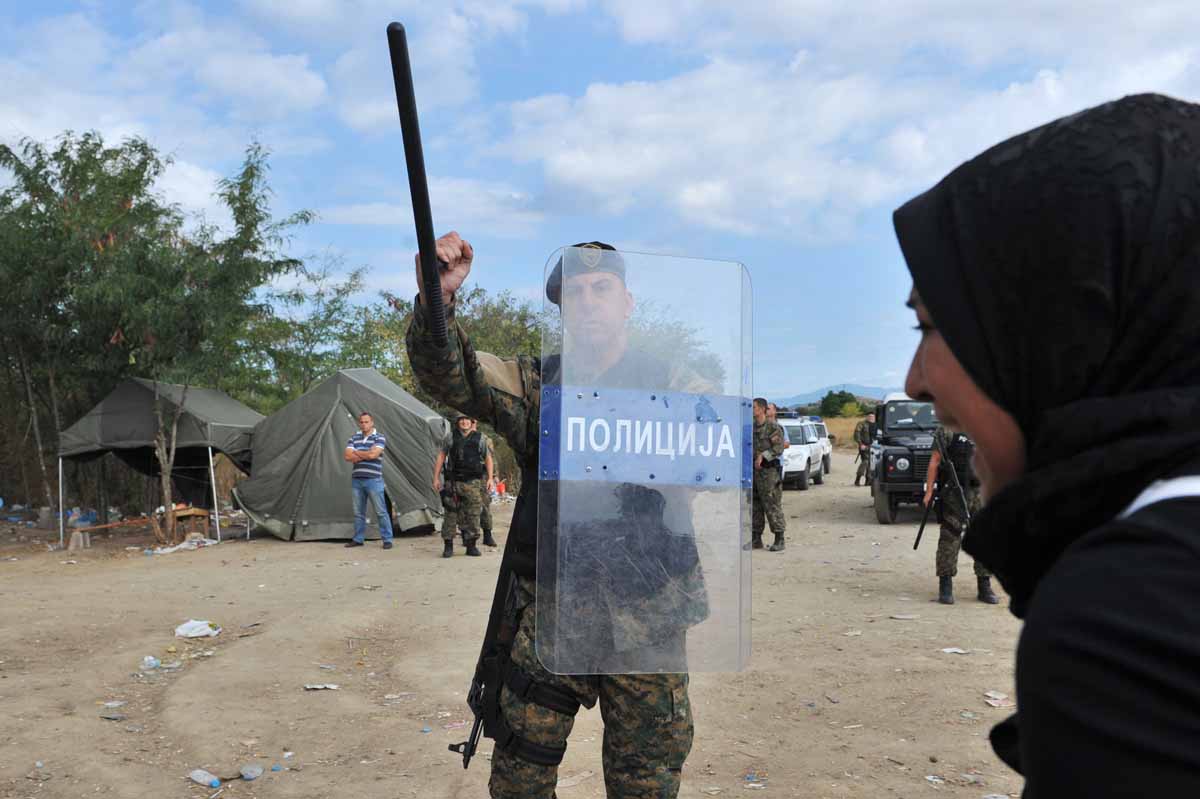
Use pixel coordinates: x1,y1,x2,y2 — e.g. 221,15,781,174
941,431,978,488
450,429,487,480
1001,496,1200,797
893,94,1200,794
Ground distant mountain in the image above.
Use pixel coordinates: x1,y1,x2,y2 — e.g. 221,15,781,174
773,384,902,407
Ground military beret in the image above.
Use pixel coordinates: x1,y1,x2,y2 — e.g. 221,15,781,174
545,241,626,305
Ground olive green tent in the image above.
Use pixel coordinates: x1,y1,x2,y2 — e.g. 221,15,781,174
233,368,448,541
57,378,264,544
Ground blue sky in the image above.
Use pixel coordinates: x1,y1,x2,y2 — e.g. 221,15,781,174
2,1,1198,397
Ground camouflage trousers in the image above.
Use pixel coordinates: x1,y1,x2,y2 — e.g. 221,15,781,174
855,448,871,482
441,478,483,542
935,486,989,578
480,485,493,534
490,577,694,799
752,467,785,539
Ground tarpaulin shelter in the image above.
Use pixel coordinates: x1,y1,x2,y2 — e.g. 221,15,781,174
232,368,448,541
57,378,265,545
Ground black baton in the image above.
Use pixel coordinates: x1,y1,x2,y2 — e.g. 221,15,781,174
913,494,935,550
387,22,448,347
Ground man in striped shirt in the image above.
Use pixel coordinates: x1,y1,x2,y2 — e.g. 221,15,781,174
343,411,394,549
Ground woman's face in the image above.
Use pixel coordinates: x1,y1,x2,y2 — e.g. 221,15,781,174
904,290,1027,501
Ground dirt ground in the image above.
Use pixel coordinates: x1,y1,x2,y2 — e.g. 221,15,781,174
0,451,1022,798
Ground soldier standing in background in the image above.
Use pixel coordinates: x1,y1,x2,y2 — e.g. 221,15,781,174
853,411,877,486
922,426,999,605
472,418,499,548
433,413,492,558
752,397,787,551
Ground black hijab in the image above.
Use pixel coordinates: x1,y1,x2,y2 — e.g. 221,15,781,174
894,93,1200,616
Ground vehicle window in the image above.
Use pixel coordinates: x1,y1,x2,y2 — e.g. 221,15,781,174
816,423,828,438
884,402,938,430
802,424,818,444
783,425,806,444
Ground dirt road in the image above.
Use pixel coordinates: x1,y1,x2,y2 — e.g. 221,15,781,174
0,451,1022,798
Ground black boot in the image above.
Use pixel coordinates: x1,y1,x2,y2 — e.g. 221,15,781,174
977,576,999,604
752,535,764,550
768,534,786,552
938,575,954,605
482,530,497,547
442,540,453,558
464,539,482,557
854,476,861,486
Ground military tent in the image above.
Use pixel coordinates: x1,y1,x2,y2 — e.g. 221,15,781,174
233,368,448,541
57,378,264,543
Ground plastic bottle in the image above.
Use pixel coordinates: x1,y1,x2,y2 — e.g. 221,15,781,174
140,655,161,671
189,769,220,788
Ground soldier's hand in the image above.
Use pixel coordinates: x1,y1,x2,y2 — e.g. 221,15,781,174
416,231,473,307
754,453,763,471
433,475,442,492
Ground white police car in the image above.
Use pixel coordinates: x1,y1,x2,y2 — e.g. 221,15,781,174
777,417,825,490
802,416,834,474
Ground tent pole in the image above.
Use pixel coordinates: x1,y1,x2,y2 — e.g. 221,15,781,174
208,446,221,542
58,456,64,548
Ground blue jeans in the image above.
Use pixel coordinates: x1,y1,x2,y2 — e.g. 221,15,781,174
352,477,393,543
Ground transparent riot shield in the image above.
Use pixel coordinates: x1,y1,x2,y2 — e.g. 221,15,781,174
537,245,752,674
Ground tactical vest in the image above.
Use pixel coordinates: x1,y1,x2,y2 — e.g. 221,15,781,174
451,431,487,480
942,432,980,487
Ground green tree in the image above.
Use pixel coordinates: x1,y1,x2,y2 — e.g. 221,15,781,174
0,132,311,541
819,390,858,417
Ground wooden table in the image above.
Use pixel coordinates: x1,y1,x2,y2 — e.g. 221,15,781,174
172,507,210,537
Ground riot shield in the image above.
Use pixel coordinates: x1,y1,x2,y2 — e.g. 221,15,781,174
537,245,752,674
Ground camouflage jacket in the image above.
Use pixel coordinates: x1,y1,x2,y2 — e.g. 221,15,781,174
754,420,786,463
854,419,875,447
407,299,541,465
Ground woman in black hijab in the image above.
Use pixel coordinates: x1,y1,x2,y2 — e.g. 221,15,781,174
895,93,1200,796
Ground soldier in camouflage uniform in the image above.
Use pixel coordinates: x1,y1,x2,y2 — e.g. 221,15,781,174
922,426,999,605
434,413,492,558
752,398,788,551
472,420,499,548
853,412,876,486
406,232,695,799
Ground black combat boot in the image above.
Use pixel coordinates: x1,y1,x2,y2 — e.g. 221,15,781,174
752,534,764,550
768,534,786,552
938,575,954,605
442,539,453,558
854,476,861,486
482,530,497,547
464,539,482,557
977,576,999,604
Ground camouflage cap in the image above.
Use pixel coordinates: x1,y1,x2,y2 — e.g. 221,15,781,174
545,241,626,305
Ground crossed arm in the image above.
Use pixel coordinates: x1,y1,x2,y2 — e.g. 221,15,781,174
345,446,384,463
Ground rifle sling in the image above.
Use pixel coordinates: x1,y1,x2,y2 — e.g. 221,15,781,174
504,660,582,717
479,649,578,767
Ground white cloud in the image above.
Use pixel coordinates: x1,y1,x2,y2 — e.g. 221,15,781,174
196,51,327,116
321,176,544,238
155,159,233,232
496,5,1200,240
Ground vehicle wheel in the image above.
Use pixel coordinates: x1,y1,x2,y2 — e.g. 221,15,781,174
874,483,897,524
823,454,831,474
813,466,824,485
797,464,809,491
